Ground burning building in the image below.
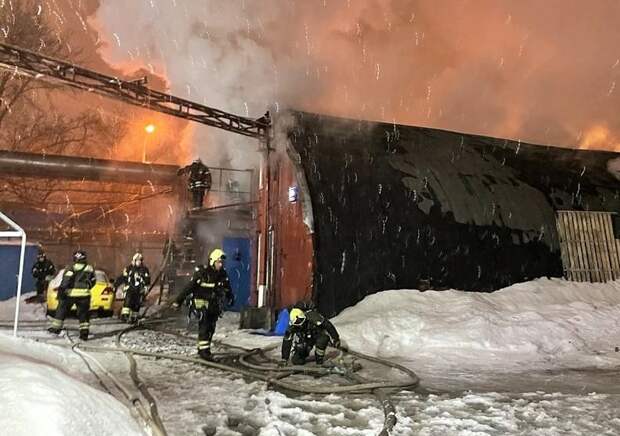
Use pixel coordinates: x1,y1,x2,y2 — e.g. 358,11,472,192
264,111,620,317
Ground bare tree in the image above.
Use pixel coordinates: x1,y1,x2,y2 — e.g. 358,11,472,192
0,1,114,206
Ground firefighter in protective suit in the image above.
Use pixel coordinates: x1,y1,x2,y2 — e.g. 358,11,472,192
48,250,95,340
115,253,151,323
281,307,340,366
177,158,212,209
172,249,234,360
31,250,55,302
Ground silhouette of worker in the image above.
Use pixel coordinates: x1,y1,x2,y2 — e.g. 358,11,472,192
178,158,212,209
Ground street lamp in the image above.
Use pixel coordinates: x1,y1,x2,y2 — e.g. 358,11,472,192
143,124,156,162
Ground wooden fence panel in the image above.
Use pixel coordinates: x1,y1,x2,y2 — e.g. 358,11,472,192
556,211,619,283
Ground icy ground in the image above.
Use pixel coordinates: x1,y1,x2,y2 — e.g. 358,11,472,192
1,278,620,435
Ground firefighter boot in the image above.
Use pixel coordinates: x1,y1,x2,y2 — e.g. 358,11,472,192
199,348,213,361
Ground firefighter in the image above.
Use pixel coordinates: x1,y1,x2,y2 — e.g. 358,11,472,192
177,158,212,209
171,248,235,360
115,252,151,323
48,250,95,340
31,250,55,302
281,307,340,366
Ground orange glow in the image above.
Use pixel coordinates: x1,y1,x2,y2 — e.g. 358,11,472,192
111,112,190,164
579,125,619,151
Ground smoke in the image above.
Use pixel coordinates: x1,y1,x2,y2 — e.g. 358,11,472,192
88,0,620,154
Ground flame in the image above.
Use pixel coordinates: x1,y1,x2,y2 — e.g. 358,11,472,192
579,125,620,151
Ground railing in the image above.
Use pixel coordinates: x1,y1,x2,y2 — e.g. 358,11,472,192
205,167,255,208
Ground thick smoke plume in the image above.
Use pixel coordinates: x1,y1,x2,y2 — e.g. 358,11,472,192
89,0,620,155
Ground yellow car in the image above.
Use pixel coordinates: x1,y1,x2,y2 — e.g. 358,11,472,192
46,269,116,317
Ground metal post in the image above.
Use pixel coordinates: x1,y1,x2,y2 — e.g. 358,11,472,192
15,233,26,336
0,211,27,337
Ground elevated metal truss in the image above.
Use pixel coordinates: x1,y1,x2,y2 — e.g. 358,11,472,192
0,43,270,139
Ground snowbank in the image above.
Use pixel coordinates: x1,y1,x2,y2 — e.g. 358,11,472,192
0,333,145,436
0,292,47,322
333,278,620,371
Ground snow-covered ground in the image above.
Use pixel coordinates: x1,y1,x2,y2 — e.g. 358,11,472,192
333,278,620,392
0,291,47,321
0,331,145,436
1,279,620,435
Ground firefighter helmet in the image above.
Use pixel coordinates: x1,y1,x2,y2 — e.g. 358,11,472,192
289,308,306,327
73,250,87,263
132,252,144,266
209,249,226,267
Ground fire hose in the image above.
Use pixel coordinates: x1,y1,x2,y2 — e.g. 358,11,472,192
84,321,418,436
65,330,167,436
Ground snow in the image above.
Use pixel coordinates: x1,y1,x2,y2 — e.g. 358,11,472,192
333,278,620,376
394,391,620,436
2,278,620,435
0,333,145,436
0,292,47,322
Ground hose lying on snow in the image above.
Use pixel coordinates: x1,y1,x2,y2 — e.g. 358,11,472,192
116,326,168,436
141,320,418,435
143,324,420,391
76,341,419,395
235,343,408,436
40,320,419,435
64,331,167,436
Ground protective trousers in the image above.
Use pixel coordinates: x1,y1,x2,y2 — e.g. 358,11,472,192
197,309,218,354
191,188,205,209
51,296,90,338
121,288,142,321
291,331,330,365
35,279,47,298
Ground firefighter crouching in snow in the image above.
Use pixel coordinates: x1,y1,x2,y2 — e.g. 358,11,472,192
281,307,341,366
115,252,151,323
48,250,95,340
172,249,235,360
32,250,56,302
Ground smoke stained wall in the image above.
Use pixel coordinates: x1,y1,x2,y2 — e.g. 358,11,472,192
282,111,620,316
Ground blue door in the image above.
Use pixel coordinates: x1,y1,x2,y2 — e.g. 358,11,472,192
0,243,38,301
223,237,251,312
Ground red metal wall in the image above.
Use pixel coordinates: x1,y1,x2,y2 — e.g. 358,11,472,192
269,150,314,309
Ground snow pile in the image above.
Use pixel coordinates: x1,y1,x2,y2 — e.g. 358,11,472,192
333,278,620,371
0,292,47,322
0,333,145,436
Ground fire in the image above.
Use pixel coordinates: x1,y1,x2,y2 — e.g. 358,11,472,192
579,126,620,151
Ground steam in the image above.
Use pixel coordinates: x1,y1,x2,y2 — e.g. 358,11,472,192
89,0,620,154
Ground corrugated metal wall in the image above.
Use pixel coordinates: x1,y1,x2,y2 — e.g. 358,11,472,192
556,211,620,281
270,150,314,309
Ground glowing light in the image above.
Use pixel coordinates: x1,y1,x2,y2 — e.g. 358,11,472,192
145,124,156,134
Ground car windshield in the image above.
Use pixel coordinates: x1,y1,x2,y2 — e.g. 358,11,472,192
95,271,108,283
